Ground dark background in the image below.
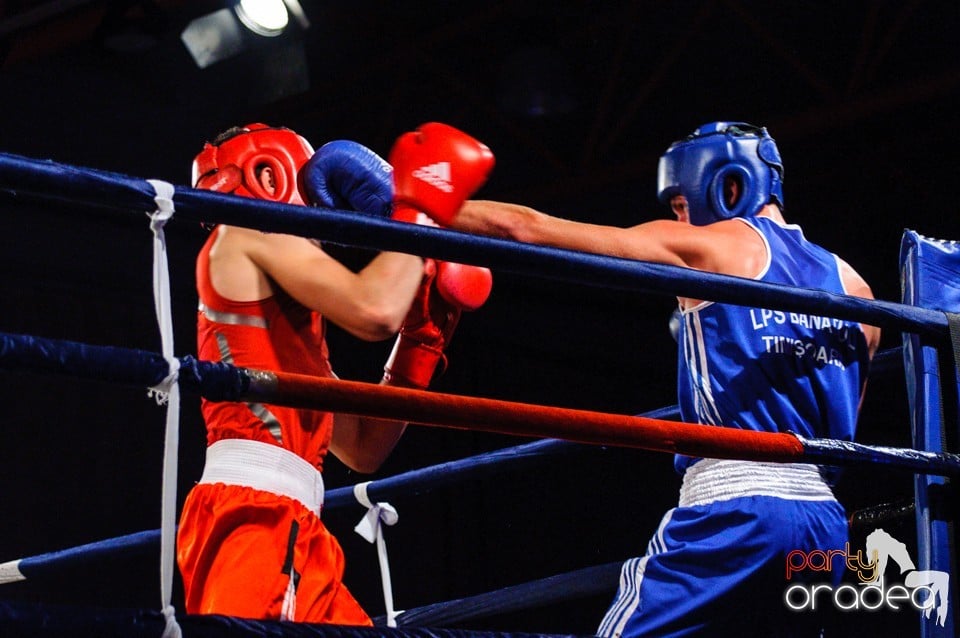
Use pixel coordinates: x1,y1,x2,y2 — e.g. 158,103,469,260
0,1,957,635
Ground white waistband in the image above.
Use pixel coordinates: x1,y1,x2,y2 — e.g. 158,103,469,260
678,458,836,508
199,439,325,515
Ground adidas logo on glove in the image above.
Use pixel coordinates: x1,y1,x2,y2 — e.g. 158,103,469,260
412,162,453,193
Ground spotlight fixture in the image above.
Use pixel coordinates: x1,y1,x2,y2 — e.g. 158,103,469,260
234,0,288,37
180,0,308,69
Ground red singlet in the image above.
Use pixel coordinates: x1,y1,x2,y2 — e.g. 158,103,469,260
177,227,371,625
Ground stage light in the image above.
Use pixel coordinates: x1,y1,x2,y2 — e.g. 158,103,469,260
180,0,308,69
235,0,288,37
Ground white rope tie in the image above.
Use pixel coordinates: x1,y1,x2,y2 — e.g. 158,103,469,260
353,481,402,627
161,604,180,638
146,179,182,638
0,559,24,585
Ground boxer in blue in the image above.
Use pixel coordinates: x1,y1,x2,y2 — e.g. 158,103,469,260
442,122,882,636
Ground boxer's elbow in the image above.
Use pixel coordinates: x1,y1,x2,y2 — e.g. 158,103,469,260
457,200,537,242
500,204,548,244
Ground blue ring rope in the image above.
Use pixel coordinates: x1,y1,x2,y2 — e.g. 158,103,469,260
0,151,949,339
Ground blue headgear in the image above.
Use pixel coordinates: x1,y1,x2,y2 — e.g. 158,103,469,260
656,122,784,226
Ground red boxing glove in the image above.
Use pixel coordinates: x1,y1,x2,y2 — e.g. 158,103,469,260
389,122,495,225
434,261,492,311
383,259,493,389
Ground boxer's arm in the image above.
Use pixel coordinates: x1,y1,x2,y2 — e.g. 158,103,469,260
242,231,422,341
836,256,881,415
454,200,670,258
327,127,497,472
838,257,881,359
330,411,406,473
330,259,492,473
456,200,761,272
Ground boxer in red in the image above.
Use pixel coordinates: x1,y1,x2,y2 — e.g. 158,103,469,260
177,123,494,623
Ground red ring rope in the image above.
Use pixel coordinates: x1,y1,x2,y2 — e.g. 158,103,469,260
249,371,806,462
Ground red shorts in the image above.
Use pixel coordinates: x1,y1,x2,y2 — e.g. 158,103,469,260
177,482,371,625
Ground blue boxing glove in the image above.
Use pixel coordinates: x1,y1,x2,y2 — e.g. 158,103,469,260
298,140,394,216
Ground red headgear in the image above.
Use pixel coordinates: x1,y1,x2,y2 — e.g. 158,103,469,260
192,123,314,204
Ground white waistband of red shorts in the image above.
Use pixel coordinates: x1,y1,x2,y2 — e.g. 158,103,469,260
678,458,836,508
199,439,325,515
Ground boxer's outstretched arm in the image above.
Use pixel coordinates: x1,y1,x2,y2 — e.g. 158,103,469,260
455,199,756,271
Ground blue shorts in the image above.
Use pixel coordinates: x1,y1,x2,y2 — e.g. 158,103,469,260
597,461,848,638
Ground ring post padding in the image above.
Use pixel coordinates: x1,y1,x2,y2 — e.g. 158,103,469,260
900,230,959,638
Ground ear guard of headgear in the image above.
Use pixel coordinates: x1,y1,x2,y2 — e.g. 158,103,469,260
192,123,315,205
656,122,784,226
